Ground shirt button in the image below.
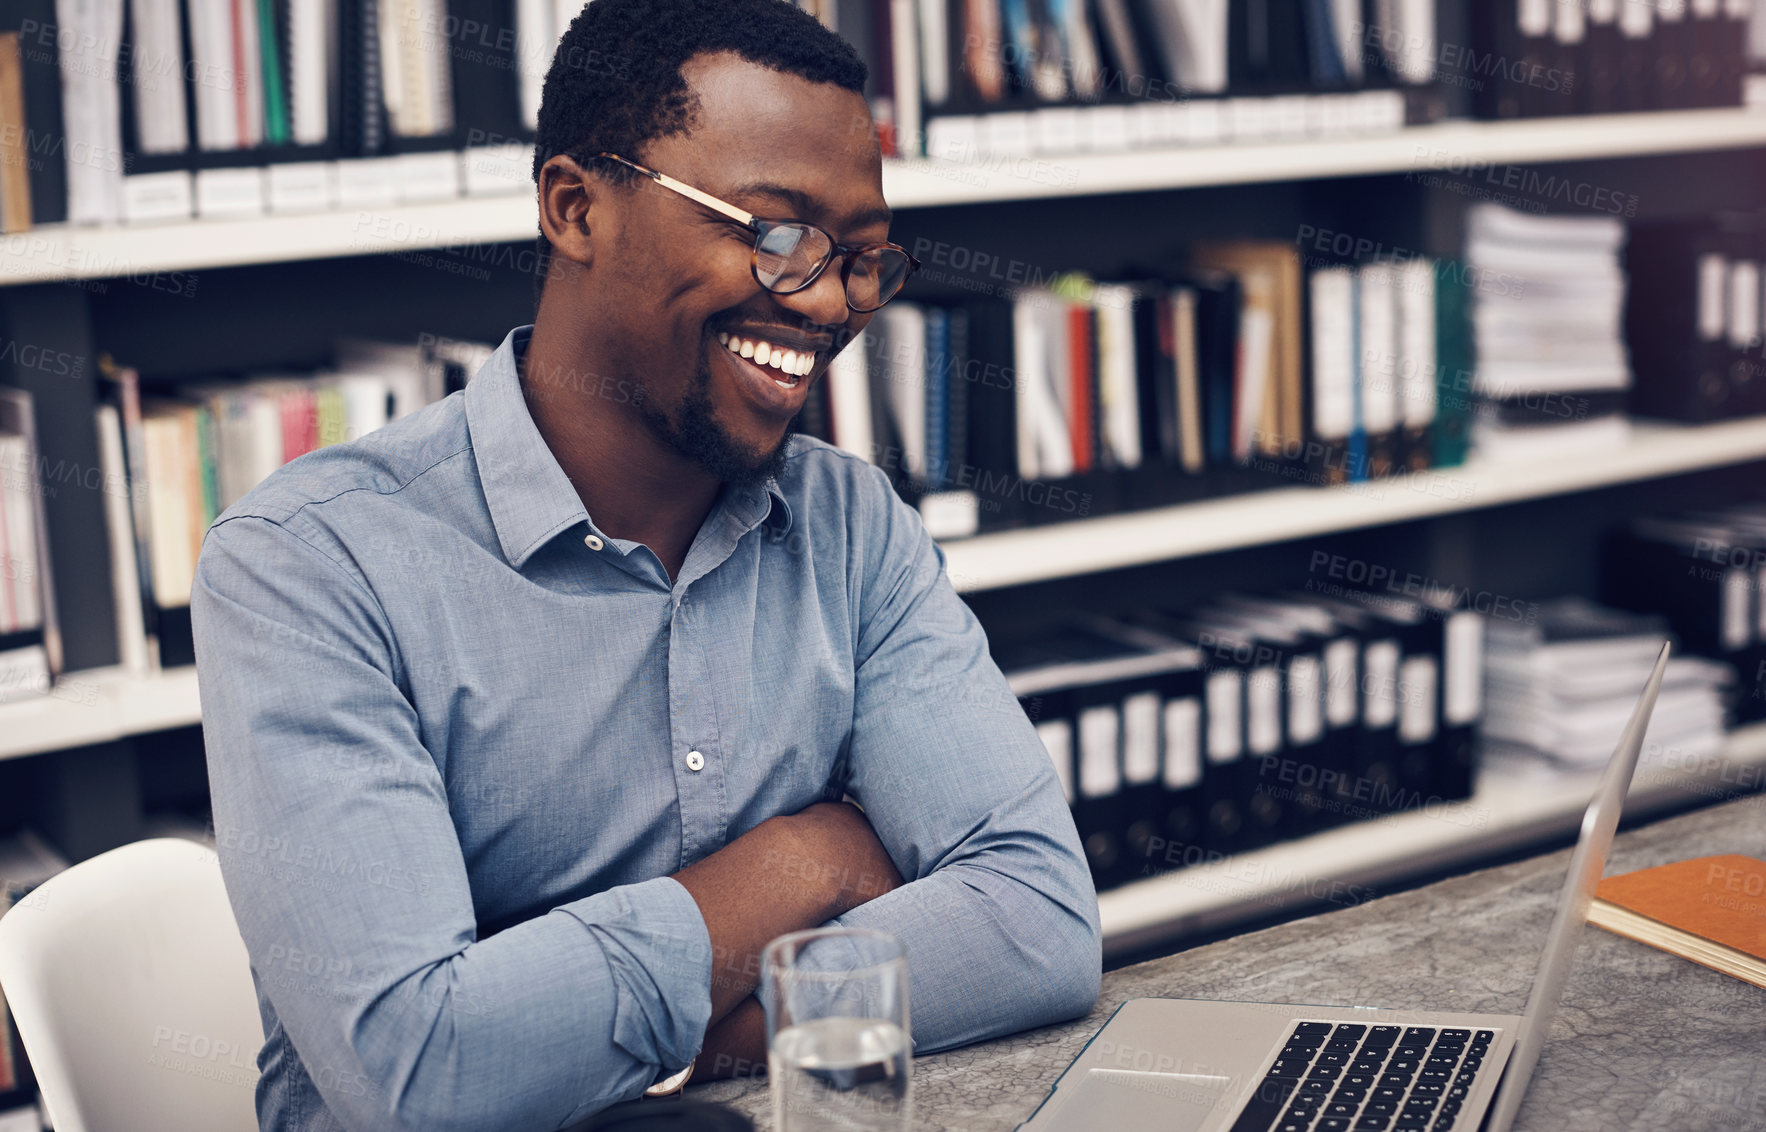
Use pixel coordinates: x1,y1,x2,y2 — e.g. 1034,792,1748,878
584,534,604,551
685,750,705,772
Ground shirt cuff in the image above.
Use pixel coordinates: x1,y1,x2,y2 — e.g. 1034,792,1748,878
561,875,713,1071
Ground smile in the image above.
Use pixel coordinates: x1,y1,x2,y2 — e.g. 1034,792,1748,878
718,332,817,385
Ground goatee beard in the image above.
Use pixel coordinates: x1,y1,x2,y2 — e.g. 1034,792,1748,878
636,354,791,489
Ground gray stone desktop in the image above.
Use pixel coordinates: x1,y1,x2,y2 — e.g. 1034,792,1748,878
689,793,1766,1131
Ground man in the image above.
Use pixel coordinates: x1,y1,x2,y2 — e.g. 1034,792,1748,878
192,0,1101,1128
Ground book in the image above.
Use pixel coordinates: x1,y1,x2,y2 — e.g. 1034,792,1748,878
1587,854,1766,989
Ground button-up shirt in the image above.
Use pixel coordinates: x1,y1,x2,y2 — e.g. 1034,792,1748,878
192,325,1101,1132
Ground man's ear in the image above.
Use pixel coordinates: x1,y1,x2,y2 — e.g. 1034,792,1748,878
538,154,597,270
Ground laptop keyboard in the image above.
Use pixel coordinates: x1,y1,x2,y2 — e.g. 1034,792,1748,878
1227,1021,1496,1132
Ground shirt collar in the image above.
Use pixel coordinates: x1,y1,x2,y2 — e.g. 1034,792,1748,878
465,326,793,570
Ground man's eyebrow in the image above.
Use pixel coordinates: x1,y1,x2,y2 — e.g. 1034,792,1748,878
724,180,893,231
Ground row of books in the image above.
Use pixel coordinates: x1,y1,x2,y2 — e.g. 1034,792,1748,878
97,335,492,671
869,0,1432,160
1603,501,1766,723
0,0,555,226
1478,0,1765,120
865,0,1766,161
1628,209,1766,424
996,587,1485,890
794,237,1478,539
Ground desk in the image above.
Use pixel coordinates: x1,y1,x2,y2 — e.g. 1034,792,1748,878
690,793,1766,1130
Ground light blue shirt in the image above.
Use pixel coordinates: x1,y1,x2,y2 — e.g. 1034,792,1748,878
192,325,1101,1132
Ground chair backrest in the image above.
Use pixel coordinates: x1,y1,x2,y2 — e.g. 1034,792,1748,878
0,838,263,1132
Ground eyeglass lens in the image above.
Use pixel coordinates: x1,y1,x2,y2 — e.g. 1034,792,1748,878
753,223,913,312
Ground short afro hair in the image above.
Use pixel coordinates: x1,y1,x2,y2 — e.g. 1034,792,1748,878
529,0,869,298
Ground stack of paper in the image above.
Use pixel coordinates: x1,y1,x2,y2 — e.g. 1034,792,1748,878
1481,597,1730,770
1465,204,1633,462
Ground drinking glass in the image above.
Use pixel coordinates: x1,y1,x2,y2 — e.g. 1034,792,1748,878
761,927,912,1132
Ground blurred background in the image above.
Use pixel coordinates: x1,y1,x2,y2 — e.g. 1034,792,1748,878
3,0,1766,1120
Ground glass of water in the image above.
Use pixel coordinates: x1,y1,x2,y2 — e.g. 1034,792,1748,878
761,927,912,1132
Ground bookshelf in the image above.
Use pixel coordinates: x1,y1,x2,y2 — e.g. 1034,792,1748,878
0,414,1761,760
5,107,1766,287
945,417,1766,592
1101,721,1766,958
2,93,1765,962
0,667,201,764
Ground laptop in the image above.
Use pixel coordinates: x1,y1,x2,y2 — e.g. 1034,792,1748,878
1019,640,1672,1132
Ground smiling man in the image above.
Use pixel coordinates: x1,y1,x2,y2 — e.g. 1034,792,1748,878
191,1,1100,1129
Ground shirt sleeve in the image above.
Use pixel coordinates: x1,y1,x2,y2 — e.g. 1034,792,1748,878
192,514,713,1132
828,465,1103,1054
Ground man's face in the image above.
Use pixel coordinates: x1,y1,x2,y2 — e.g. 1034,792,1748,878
571,52,889,487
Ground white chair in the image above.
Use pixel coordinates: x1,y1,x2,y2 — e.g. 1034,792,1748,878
0,838,263,1132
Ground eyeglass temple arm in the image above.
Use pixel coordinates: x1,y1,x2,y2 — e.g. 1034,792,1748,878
594,151,757,229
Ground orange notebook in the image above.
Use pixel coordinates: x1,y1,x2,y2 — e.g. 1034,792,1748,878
1587,854,1766,990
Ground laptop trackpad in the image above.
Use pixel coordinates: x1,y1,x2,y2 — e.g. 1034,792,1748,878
1037,1068,1233,1130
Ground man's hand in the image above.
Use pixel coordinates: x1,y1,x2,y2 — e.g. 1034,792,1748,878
672,801,906,1027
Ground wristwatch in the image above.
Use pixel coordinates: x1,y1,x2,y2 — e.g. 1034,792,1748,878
643,1058,696,1098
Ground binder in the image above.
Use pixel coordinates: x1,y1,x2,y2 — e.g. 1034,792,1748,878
1115,611,1283,852
1584,0,1626,114
1544,0,1586,118
1302,593,1406,817
1357,260,1401,479
1603,516,1757,702
1306,264,1357,486
1394,256,1438,472
1214,593,1364,831
1002,627,1207,888
1654,0,1695,110
1199,603,1338,834
1626,220,1743,423
1432,259,1473,467
1616,0,1656,112
3,0,68,224
1688,0,1728,107
1474,0,1555,118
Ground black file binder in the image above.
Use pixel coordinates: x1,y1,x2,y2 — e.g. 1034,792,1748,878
1616,0,1656,112
1301,594,1406,818
1213,593,1367,831
1001,627,1208,889
1473,0,1554,118
5,0,68,224
1627,219,1754,423
1583,0,1625,114
1115,611,1283,852
1652,0,1695,110
1604,517,1756,713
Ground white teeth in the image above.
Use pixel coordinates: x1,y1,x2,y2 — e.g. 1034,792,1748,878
717,332,728,344
721,335,815,383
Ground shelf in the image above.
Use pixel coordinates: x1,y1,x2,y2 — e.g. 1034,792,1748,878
4,108,1765,286
941,417,1766,593
891,105,1766,207
0,666,201,763
1099,721,1766,958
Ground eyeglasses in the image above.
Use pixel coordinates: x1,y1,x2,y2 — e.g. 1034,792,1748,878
582,151,919,313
